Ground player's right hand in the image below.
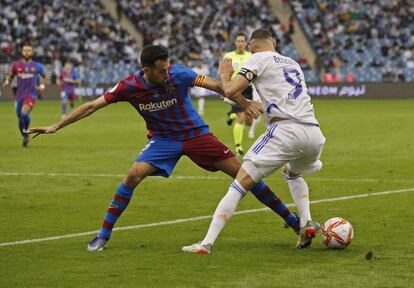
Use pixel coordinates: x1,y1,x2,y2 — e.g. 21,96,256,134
2,80,10,88
28,124,59,138
244,100,263,119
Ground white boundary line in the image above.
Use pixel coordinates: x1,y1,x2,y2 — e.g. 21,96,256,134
0,171,413,183
0,187,413,248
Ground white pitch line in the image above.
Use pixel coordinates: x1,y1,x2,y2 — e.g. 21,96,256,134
0,171,413,183
0,187,413,248
0,171,222,180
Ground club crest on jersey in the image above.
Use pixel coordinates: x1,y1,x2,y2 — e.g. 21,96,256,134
165,85,176,94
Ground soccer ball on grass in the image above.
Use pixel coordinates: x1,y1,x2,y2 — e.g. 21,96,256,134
321,217,354,249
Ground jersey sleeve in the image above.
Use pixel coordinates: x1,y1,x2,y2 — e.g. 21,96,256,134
103,80,128,103
10,63,17,75
36,63,45,76
174,64,198,87
238,53,268,83
72,70,79,80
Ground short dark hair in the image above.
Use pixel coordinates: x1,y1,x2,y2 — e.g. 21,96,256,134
22,43,33,48
235,32,247,40
250,28,274,41
140,45,169,67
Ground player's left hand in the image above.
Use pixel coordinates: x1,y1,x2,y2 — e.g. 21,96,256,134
219,58,234,80
244,100,263,119
36,84,45,94
28,124,59,138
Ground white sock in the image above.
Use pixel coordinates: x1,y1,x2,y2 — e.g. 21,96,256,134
198,97,205,115
201,181,246,245
248,116,261,138
286,176,311,227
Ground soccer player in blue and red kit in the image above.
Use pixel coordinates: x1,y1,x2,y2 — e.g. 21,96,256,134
58,61,80,118
2,44,47,147
29,45,299,252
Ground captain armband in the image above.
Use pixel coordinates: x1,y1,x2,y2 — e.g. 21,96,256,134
238,68,256,83
193,75,206,87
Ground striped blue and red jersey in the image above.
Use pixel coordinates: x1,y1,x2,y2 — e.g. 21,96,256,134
10,61,45,101
60,70,79,93
103,64,209,141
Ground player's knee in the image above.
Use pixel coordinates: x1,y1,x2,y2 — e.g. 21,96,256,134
312,160,323,173
282,165,302,181
126,168,145,187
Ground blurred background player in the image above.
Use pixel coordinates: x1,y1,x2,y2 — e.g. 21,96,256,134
190,59,210,116
224,32,253,156
58,61,81,118
2,44,47,147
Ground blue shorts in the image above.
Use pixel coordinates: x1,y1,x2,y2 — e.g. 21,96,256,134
61,91,76,101
136,133,235,177
15,95,36,116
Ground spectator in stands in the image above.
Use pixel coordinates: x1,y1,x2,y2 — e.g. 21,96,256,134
345,71,356,83
334,69,343,82
323,70,335,83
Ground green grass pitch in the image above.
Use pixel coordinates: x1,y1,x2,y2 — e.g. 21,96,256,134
0,99,413,287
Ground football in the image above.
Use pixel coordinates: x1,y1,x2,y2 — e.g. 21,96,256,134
321,217,354,249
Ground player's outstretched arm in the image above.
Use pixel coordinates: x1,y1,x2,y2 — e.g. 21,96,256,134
41,73,48,86
200,75,259,115
2,72,15,88
218,58,263,118
29,96,109,138
219,58,249,97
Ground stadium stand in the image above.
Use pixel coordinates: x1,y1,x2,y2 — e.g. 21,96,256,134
4,0,413,84
291,0,414,82
0,0,319,84
0,0,139,84
119,0,318,80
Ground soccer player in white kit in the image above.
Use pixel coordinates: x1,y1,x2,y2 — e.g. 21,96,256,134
183,28,325,254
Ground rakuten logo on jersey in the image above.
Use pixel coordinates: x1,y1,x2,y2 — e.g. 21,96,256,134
17,73,35,79
138,98,178,112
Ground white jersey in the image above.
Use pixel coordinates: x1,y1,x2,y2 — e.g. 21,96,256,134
242,51,318,125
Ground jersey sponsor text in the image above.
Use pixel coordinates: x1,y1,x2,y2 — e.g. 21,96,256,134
138,98,178,112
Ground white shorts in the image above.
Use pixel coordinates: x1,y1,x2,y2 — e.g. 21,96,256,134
242,120,326,182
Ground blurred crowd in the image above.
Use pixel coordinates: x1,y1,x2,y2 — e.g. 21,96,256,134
0,0,139,83
291,0,414,82
1,0,308,84
2,0,412,84
119,0,307,78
